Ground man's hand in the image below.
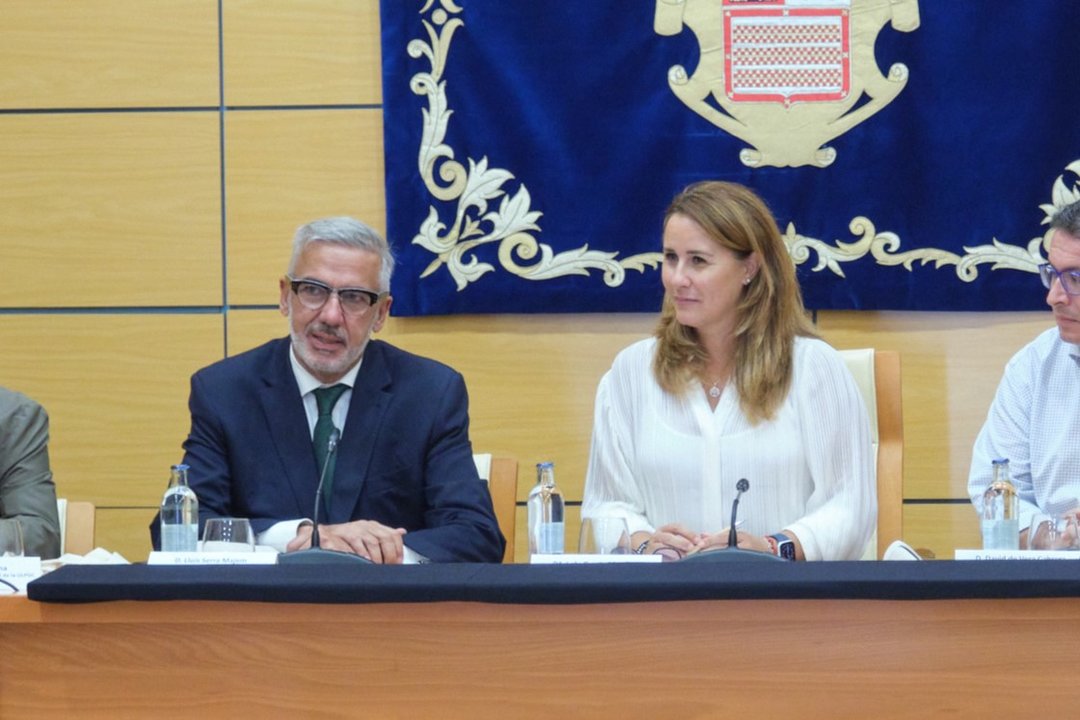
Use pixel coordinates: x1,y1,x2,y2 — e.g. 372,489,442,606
286,520,408,564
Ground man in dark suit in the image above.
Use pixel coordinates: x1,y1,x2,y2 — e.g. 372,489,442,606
152,217,504,563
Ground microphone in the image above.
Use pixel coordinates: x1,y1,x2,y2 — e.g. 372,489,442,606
278,427,371,565
310,428,339,550
681,478,782,563
728,478,749,549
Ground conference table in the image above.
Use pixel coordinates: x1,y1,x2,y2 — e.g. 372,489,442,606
3,560,1080,718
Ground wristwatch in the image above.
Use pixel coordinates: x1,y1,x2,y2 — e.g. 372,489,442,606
768,533,796,561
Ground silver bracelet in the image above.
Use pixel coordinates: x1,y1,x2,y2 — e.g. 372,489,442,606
633,539,650,555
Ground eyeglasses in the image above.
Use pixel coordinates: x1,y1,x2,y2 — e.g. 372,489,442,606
287,277,386,314
1038,263,1080,296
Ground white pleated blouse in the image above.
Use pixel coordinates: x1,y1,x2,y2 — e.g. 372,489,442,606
582,336,876,560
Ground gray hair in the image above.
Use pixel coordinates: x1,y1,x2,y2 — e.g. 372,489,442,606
287,217,395,292
1051,200,1080,238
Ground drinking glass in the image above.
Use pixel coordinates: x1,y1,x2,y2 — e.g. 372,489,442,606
1027,514,1080,551
200,518,256,552
578,517,631,555
0,520,24,557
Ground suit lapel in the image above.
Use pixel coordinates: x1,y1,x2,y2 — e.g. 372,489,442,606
328,341,392,524
259,339,319,516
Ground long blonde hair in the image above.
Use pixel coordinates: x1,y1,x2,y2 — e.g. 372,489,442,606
653,181,816,423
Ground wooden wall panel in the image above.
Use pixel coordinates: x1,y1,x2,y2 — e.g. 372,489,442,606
903,503,982,561
226,309,288,355
224,109,385,304
96,508,157,563
0,314,223,506
0,0,218,109
817,310,1050,499
222,0,382,106
0,113,222,307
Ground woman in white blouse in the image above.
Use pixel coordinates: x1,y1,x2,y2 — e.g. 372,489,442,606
583,182,875,561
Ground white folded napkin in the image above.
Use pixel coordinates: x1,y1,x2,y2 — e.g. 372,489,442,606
42,547,130,571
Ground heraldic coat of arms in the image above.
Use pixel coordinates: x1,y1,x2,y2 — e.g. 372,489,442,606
655,0,920,167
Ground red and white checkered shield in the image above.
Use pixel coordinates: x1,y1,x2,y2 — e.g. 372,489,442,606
723,0,851,105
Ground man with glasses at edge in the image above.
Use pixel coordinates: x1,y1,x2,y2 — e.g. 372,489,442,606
150,217,504,563
968,199,1080,547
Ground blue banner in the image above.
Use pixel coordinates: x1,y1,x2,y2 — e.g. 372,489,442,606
381,1,1080,315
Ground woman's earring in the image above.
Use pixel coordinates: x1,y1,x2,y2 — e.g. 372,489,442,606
742,276,752,285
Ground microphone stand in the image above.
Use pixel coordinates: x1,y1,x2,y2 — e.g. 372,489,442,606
681,478,782,563
278,428,372,565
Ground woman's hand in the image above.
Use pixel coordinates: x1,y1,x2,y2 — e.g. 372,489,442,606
691,529,771,555
635,523,701,558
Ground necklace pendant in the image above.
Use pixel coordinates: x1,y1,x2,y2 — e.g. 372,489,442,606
708,385,721,399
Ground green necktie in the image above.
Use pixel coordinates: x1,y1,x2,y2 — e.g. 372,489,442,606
313,384,348,516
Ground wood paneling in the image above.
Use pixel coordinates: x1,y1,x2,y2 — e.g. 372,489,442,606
817,310,1050,499
904,503,982,560
96,508,157,563
0,112,221,307
0,0,218,109
225,308,288,355
222,0,382,106
223,109,385,304
0,314,223,506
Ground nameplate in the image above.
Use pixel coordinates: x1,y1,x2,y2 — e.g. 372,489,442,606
530,553,663,564
954,549,1080,560
147,551,278,566
0,557,43,593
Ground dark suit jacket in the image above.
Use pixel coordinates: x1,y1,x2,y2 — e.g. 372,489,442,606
151,338,504,562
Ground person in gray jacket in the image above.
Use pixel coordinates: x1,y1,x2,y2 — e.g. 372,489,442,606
0,387,61,558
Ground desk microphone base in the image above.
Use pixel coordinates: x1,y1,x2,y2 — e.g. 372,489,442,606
277,548,373,565
681,547,783,563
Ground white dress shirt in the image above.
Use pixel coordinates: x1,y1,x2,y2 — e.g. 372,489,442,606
968,326,1080,533
582,336,876,561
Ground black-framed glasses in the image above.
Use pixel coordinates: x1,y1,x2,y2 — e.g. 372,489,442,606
1038,263,1080,296
287,277,386,314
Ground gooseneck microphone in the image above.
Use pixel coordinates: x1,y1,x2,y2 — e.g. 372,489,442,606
309,428,339,550
728,478,749,549
681,477,782,563
278,428,372,565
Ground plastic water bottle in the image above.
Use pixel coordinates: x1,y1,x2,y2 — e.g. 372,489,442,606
527,461,565,555
160,463,199,552
981,458,1019,550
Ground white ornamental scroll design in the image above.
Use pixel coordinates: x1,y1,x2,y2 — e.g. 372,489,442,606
406,2,1078,291
785,160,1080,280
408,0,661,291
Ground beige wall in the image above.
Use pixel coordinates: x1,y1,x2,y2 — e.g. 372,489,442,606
0,1,1041,562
